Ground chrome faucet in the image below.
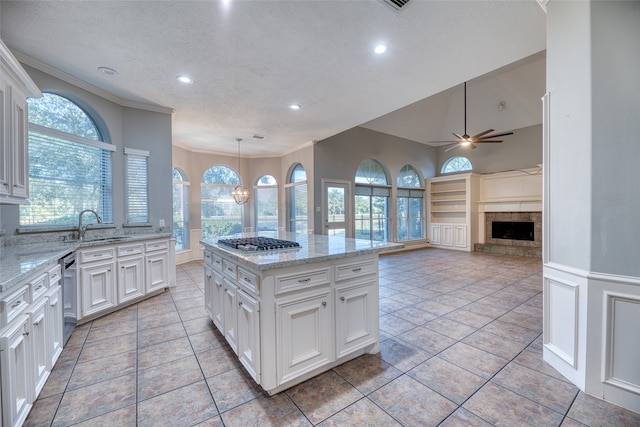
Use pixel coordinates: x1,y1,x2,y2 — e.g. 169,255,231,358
78,209,102,241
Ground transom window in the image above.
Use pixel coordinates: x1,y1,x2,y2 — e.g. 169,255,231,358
396,164,424,241
286,164,307,233
355,158,390,241
255,175,278,232
173,168,190,250
442,156,472,174
21,93,114,227
201,165,243,239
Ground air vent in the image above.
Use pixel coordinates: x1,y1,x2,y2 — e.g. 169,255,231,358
383,0,411,10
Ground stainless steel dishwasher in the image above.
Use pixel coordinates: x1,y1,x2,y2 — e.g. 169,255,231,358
59,252,77,345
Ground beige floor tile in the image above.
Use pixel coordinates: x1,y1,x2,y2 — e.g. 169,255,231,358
317,397,402,427
408,356,486,404
138,354,204,401
567,392,640,427
376,338,433,372
333,353,402,395
67,350,136,391
438,342,509,379
220,393,310,427
398,325,457,354
206,368,264,412
77,332,137,363
137,381,218,427
137,336,194,370
137,320,187,348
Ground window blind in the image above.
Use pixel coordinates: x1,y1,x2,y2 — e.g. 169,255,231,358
125,147,149,223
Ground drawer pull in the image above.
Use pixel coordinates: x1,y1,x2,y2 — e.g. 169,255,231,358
243,277,251,282
340,296,345,301
23,332,29,336
217,282,222,287
207,273,212,278
227,267,233,272
298,278,311,284
34,320,41,327
351,267,362,273
35,285,43,291
322,301,327,307
11,300,22,309
239,301,243,306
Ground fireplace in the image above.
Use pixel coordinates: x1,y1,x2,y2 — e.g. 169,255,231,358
492,221,534,241
475,212,542,257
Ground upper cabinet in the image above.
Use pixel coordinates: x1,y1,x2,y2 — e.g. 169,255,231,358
0,39,41,204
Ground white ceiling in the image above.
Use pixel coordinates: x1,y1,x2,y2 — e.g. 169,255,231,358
0,0,546,157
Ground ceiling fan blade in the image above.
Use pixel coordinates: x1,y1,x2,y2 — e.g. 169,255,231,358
475,140,503,143
470,129,495,140
452,132,464,140
427,140,458,144
470,143,477,149
477,131,513,140
444,143,460,152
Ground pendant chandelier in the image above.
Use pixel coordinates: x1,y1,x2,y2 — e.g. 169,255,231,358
232,138,249,205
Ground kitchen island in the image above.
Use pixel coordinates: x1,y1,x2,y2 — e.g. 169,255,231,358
201,232,402,394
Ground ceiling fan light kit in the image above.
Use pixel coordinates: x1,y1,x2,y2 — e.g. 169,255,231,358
430,81,513,151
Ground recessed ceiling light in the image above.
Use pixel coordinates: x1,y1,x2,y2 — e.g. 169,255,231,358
97,66,118,76
176,75,193,84
374,44,387,54
289,103,302,110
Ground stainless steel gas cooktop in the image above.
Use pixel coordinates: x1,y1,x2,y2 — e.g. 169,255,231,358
217,237,301,252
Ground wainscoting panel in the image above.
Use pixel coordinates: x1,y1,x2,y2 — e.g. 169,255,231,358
544,276,579,367
603,292,640,395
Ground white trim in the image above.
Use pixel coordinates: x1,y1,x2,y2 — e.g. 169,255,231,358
29,123,116,152
543,275,579,368
0,40,42,97
124,147,150,157
542,92,550,264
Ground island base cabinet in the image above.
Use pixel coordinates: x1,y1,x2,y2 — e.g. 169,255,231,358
237,290,260,383
211,272,224,332
45,285,63,370
222,279,238,354
276,291,332,385
335,281,377,358
27,298,49,398
204,266,213,318
0,315,32,427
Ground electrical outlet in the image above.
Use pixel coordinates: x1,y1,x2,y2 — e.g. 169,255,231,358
159,219,165,227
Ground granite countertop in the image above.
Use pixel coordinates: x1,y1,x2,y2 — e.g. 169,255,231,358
0,233,172,294
201,232,403,271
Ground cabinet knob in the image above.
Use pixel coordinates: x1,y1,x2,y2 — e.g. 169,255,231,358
238,301,243,306
340,296,345,301
34,320,41,327
11,300,22,309
322,301,327,307
298,278,311,284
23,332,29,336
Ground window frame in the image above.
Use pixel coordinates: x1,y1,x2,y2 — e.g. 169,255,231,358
441,156,473,174
354,158,390,242
172,167,190,251
254,175,278,232
396,164,424,241
201,165,243,239
285,163,308,234
124,147,149,224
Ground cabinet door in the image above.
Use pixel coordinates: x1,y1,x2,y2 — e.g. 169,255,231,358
204,266,213,318
146,250,169,293
441,225,453,246
453,225,467,248
237,290,260,382
335,282,377,358
430,224,441,245
28,298,49,397
211,271,224,333
276,291,332,384
223,279,238,354
10,92,28,199
80,260,116,317
117,255,145,303
0,315,32,427
0,79,9,196
45,285,63,369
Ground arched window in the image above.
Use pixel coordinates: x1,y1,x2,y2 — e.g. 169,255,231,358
442,156,472,174
173,168,190,250
201,165,243,239
21,93,114,227
254,175,278,232
396,164,424,241
286,164,307,233
355,158,390,241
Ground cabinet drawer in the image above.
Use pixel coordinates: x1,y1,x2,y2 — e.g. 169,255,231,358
117,243,144,257
275,268,330,295
222,259,237,280
145,240,169,252
335,259,376,282
237,267,260,295
47,264,62,286
212,254,223,272
79,247,115,263
1,285,29,325
204,250,212,266
29,273,49,302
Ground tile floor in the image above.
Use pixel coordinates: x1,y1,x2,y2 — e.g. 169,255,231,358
24,248,640,426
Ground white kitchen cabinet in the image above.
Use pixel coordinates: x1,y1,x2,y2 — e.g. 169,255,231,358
27,298,48,397
335,281,377,358
430,224,441,245
222,279,238,354
117,255,145,303
145,240,169,293
211,271,224,332
80,259,116,318
237,290,260,382
276,291,332,385
204,266,213,318
0,314,32,427
0,39,41,204
441,224,453,246
44,285,63,370
453,225,467,248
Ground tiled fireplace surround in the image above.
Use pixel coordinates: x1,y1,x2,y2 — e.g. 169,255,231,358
475,212,542,257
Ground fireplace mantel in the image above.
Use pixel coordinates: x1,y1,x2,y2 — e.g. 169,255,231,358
477,166,542,213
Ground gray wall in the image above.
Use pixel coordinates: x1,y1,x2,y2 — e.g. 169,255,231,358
0,65,173,237
436,124,542,175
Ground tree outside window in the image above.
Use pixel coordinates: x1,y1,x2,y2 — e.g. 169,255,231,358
201,165,243,239
354,158,390,241
397,164,424,241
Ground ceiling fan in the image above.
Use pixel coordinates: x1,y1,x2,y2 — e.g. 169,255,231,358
429,81,513,152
